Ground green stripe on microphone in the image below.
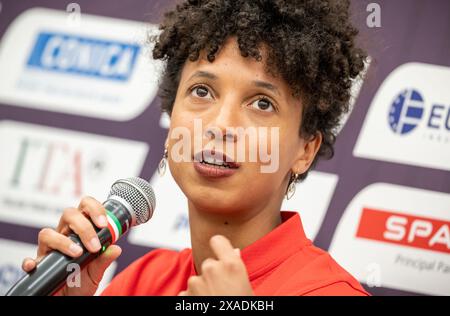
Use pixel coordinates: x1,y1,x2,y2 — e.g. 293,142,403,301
106,209,122,236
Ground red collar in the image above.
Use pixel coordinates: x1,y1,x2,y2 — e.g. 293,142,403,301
190,211,311,280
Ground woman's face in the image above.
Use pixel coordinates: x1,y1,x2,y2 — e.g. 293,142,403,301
167,37,318,216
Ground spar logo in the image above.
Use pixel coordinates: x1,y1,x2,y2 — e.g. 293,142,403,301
388,89,424,135
26,32,140,81
356,208,450,254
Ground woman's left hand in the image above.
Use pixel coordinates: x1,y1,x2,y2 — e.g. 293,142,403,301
178,235,254,296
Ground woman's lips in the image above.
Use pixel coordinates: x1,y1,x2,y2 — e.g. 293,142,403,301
193,150,240,178
193,161,238,178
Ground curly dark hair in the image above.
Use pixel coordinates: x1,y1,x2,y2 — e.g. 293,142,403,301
151,0,367,182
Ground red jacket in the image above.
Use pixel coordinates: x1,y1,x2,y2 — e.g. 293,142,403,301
101,211,369,296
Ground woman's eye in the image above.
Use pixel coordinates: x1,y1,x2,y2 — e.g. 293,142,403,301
191,86,212,99
250,98,275,112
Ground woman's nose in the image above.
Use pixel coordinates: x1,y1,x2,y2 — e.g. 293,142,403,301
204,101,240,142
204,126,237,142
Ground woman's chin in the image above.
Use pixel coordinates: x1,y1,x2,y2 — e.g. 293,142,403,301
188,189,250,215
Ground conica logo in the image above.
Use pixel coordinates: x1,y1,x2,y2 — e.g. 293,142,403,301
27,32,140,81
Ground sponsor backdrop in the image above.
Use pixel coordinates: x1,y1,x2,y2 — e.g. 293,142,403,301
0,0,449,296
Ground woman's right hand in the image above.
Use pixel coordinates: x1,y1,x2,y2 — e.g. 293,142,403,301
21,196,122,296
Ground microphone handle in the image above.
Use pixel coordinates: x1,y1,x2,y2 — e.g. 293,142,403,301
5,199,132,296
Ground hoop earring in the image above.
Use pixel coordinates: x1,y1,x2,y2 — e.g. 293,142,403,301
158,147,168,176
286,173,299,200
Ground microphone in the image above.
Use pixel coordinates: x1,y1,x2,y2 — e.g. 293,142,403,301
5,177,156,296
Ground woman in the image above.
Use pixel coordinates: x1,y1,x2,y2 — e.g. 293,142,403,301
22,0,369,296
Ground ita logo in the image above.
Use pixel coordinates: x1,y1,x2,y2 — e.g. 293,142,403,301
388,89,425,135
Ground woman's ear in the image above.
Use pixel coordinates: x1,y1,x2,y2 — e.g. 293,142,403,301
292,132,322,175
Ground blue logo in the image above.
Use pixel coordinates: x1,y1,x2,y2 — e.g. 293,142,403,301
26,32,141,81
388,89,425,135
0,264,24,294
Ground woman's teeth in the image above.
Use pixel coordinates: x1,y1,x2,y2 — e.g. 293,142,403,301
201,158,232,168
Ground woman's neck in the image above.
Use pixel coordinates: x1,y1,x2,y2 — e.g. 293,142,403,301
188,200,283,274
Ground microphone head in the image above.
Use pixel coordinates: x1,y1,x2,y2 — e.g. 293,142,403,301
108,177,155,226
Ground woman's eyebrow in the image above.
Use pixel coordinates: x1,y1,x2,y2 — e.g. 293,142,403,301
187,70,280,96
187,70,218,81
252,80,281,96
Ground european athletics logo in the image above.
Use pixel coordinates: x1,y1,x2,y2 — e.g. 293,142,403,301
26,32,141,81
388,89,425,135
354,63,450,171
